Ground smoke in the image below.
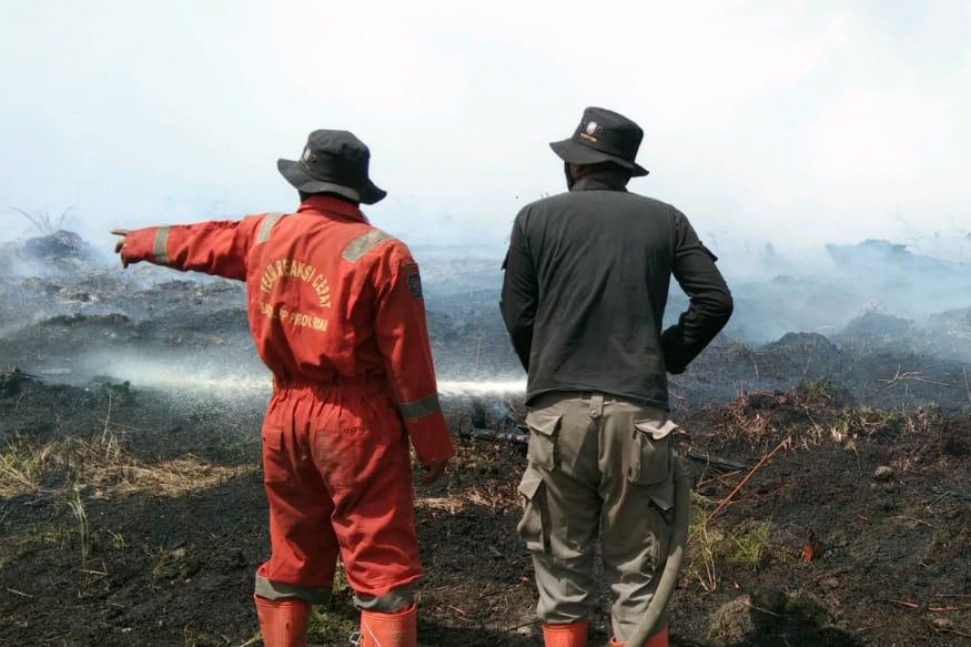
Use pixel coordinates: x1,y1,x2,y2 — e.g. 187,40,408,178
414,234,971,347
694,237,971,343
4,225,971,405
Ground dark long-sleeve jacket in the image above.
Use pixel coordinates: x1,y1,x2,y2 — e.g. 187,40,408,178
500,176,733,409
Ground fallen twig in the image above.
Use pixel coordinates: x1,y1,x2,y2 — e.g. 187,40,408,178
686,449,751,471
500,619,542,633
745,599,785,617
889,515,939,529
6,588,33,598
880,366,953,388
695,469,743,489
891,599,971,612
929,487,971,503
234,635,261,647
706,435,791,523
0,370,40,380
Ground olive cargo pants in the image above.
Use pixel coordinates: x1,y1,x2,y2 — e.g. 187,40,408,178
517,392,677,641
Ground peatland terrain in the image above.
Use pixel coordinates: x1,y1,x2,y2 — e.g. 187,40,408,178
1,230,969,646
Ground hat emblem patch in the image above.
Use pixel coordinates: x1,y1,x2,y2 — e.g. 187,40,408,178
580,121,601,143
301,147,316,164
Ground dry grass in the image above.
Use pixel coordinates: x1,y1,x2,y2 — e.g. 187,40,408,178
707,386,946,457
1,430,253,569
418,486,511,515
685,501,720,593
0,433,253,501
9,206,72,235
67,485,91,561
88,455,251,498
416,443,521,515
0,436,56,496
418,496,472,514
685,496,777,594
723,520,773,570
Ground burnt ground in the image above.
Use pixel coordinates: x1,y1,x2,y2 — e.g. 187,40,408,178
1,375,969,647
1,233,970,645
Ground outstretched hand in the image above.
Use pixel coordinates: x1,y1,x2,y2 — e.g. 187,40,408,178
421,458,450,485
111,229,132,268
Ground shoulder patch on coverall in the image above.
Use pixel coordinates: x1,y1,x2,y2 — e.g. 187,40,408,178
407,267,423,300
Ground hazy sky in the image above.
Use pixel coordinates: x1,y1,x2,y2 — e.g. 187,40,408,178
2,1,970,257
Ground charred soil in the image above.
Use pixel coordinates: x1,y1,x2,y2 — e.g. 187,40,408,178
1,377,969,646
1,239,970,645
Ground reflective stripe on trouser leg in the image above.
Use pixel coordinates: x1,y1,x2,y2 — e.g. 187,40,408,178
354,583,416,612
255,574,331,604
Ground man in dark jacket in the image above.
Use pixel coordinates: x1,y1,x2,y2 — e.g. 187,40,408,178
501,107,732,647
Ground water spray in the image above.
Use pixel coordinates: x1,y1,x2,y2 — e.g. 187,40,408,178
90,355,526,400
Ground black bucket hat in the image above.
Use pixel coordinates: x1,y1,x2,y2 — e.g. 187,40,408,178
550,107,649,176
277,130,387,205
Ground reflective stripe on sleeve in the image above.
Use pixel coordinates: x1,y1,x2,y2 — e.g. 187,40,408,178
397,393,442,421
254,574,331,604
256,212,285,244
342,229,394,262
153,226,171,264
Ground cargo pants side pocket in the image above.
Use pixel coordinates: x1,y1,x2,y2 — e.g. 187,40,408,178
516,468,550,554
628,418,676,486
525,409,562,470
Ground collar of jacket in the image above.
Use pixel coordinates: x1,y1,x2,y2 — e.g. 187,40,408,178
571,176,629,193
297,195,370,223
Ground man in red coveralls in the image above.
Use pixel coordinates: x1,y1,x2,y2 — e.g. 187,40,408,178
112,130,454,647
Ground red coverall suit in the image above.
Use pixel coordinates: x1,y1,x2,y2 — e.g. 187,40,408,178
121,195,454,646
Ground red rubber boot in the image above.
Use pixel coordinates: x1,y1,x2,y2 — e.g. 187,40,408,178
610,625,669,647
359,604,417,647
542,620,589,647
254,595,310,647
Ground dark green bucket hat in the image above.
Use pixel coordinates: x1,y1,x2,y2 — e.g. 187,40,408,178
550,107,649,176
277,130,387,205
